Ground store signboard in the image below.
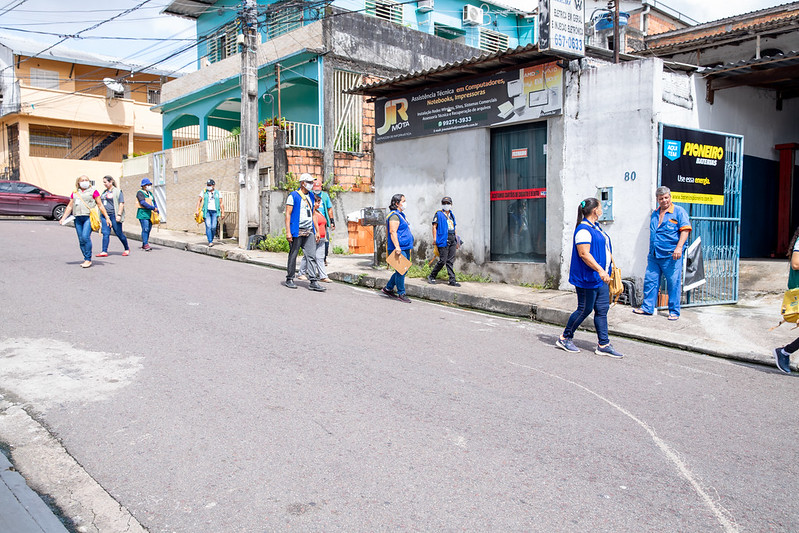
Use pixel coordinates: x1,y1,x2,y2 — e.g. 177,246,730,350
660,125,727,205
375,62,563,144
538,0,585,57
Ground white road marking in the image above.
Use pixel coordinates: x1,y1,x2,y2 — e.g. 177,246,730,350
509,360,739,533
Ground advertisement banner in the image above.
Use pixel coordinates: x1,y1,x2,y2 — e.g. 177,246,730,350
538,0,585,57
375,62,563,144
660,125,727,205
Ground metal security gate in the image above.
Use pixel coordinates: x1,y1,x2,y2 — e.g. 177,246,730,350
659,125,743,307
152,151,167,222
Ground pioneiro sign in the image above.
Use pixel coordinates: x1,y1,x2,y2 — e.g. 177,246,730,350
660,125,727,205
375,62,563,144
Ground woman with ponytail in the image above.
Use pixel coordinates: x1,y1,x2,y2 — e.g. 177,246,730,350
555,197,624,358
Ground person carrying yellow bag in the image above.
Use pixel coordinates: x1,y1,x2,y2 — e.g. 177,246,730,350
58,175,112,268
136,178,158,252
773,226,799,374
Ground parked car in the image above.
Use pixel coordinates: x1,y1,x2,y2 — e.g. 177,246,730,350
0,180,71,220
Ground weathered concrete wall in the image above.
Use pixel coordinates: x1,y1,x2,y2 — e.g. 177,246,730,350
557,59,662,290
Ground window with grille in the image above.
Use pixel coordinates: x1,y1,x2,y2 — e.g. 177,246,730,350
265,3,303,40
206,20,239,64
479,29,510,54
30,68,59,90
333,70,364,153
30,130,71,149
365,0,403,24
147,89,161,104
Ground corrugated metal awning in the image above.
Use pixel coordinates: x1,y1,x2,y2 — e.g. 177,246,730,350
701,50,799,106
162,0,218,20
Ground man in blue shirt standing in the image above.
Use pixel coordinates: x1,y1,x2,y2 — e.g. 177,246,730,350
634,186,692,320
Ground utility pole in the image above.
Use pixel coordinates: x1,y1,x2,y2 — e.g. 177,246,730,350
238,0,259,248
613,0,620,64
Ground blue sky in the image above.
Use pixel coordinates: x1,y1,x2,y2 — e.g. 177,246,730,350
0,0,790,75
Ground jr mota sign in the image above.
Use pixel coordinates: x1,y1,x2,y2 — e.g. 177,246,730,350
660,125,727,205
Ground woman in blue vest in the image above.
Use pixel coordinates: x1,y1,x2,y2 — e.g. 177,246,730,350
196,179,225,247
555,197,624,358
382,193,414,303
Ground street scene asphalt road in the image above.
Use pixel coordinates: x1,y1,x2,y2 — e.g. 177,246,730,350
1,219,797,532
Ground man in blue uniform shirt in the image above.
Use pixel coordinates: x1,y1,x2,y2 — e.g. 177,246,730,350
634,186,692,320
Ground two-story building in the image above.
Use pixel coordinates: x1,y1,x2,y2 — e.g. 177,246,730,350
0,36,174,196
121,0,536,243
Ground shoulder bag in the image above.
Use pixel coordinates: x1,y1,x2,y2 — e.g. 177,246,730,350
76,191,101,232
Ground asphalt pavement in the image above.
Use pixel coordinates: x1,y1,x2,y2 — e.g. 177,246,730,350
1,219,796,532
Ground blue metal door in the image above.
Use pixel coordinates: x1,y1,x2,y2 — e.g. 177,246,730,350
659,124,743,307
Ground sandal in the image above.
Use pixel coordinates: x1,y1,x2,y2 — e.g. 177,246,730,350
668,314,680,321
632,308,652,316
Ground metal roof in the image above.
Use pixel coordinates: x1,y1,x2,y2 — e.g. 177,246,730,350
162,0,219,20
702,50,799,103
0,35,175,77
348,44,574,97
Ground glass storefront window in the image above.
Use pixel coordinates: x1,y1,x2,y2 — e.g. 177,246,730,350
490,122,547,262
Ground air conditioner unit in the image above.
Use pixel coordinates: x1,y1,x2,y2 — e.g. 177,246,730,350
417,0,434,13
463,5,483,25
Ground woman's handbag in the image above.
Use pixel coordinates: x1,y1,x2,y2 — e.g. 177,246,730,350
76,191,101,232
609,257,623,306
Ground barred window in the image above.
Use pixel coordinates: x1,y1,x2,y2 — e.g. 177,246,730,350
147,89,161,104
365,0,402,24
479,29,510,54
265,3,303,40
206,20,239,64
30,130,71,149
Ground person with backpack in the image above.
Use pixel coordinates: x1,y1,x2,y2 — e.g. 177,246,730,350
773,226,799,374
196,179,225,247
555,197,623,358
426,196,461,287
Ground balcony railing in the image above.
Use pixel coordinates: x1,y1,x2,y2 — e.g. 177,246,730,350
285,121,321,149
207,134,240,162
171,143,202,168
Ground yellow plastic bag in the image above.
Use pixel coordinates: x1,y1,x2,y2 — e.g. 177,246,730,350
779,288,799,327
609,257,623,306
89,208,101,232
194,210,204,224
150,210,160,225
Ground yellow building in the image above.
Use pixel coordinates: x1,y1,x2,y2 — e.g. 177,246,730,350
0,36,174,195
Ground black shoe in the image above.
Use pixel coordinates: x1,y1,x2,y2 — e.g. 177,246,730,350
397,294,411,303
285,280,297,289
381,287,397,298
308,282,327,292
426,275,436,284
448,281,461,287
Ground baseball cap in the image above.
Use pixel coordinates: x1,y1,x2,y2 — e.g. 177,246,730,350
441,196,452,204
300,173,315,183
207,179,215,186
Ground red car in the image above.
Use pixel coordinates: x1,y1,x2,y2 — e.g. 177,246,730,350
0,180,71,220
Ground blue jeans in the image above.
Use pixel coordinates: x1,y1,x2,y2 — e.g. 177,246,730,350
74,215,93,261
385,249,410,295
562,284,610,346
204,210,218,243
641,254,682,316
101,215,129,252
139,218,152,246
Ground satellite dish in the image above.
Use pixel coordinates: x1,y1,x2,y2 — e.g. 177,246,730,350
103,78,125,94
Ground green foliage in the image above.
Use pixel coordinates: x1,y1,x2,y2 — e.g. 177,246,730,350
276,171,300,191
331,245,350,255
335,125,361,152
404,262,491,283
256,233,290,253
322,178,346,201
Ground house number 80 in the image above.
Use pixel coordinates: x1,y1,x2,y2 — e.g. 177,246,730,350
624,171,637,181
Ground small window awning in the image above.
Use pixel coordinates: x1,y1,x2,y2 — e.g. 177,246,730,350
701,50,799,108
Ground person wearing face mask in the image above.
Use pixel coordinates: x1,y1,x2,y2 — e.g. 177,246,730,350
136,178,159,251
196,179,225,247
59,175,112,268
284,173,325,292
427,196,461,287
555,197,623,358
97,175,130,257
381,193,414,303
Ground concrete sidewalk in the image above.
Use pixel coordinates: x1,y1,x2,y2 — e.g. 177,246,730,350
0,452,68,533
133,224,797,371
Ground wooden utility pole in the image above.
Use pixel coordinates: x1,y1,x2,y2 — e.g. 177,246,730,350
239,0,259,248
